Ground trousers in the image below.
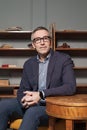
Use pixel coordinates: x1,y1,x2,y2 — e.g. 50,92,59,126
0,98,49,130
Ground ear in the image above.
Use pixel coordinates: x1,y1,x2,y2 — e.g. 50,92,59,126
32,43,35,49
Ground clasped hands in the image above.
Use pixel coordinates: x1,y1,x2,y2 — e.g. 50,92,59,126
21,91,40,109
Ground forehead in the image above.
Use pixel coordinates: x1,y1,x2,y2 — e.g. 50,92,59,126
32,30,49,38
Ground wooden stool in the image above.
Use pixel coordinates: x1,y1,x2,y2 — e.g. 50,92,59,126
46,94,87,130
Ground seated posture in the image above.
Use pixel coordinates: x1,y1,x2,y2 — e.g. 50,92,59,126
0,26,76,130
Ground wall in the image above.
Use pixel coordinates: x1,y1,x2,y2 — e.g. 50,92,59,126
47,0,87,30
0,0,87,30
0,0,87,85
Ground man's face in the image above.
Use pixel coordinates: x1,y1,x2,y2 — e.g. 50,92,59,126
32,29,51,56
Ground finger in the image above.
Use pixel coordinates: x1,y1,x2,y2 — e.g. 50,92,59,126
27,101,35,106
21,97,25,103
23,91,29,94
22,101,28,108
23,91,32,96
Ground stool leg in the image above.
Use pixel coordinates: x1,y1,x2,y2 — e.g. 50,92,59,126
48,116,55,130
86,121,87,130
66,119,74,130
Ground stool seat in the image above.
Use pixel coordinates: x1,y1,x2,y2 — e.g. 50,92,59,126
10,119,22,129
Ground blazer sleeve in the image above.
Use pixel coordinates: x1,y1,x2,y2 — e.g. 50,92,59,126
17,61,32,105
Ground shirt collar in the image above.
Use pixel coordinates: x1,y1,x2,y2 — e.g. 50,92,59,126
37,51,51,63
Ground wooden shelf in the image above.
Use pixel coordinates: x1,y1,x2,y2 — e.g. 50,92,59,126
0,95,16,98
76,83,87,94
74,67,87,70
55,31,87,40
56,48,87,51
55,48,87,56
0,84,19,88
0,48,37,56
0,31,32,39
77,83,87,87
0,85,19,98
0,67,23,70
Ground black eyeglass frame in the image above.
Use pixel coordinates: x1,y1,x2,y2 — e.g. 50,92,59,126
32,36,51,44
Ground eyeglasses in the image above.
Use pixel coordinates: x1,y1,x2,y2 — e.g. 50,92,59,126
32,36,51,44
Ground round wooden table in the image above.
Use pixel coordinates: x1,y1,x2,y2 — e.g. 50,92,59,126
46,94,87,130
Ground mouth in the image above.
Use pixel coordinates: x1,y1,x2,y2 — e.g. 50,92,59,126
40,46,47,49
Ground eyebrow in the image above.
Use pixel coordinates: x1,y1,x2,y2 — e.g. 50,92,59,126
32,35,51,40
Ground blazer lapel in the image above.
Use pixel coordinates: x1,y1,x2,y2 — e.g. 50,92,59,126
32,58,39,89
46,51,56,88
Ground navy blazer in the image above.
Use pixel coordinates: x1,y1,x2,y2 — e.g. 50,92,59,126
17,49,76,103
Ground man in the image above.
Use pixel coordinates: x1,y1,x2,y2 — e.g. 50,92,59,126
0,26,76,130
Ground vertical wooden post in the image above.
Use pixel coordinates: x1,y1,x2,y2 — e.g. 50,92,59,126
48,116,55,130
66,120,74,130
85,121,87,130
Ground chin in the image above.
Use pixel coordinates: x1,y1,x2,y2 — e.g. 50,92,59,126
38,48,50,55
40,50,48,54
40,52,50,57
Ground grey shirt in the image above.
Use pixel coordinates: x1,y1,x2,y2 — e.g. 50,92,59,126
37,53,50,98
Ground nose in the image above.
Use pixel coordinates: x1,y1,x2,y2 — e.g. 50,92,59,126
40,39,45,44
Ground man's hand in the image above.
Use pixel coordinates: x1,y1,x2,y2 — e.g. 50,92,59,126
21,91,40,108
